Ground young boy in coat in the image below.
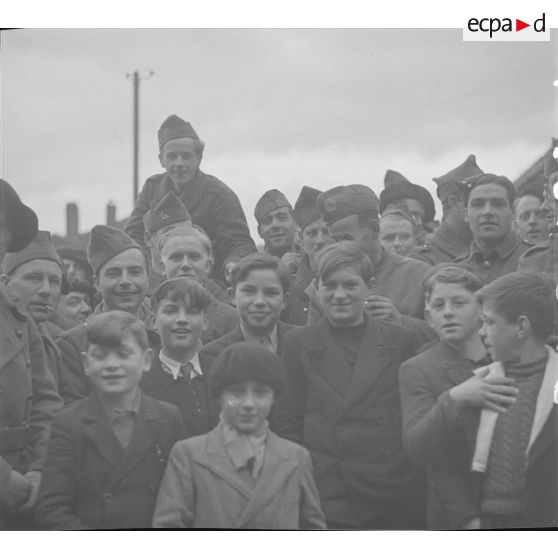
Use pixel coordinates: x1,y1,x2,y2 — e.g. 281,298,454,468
140,277,218,438
273,241,425,529
398,265,516,529
35,311,185,529
152,341,326,529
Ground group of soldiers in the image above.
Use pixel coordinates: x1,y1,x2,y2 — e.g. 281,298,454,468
1,113,557,529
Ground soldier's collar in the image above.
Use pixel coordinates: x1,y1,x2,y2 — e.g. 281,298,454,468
470,230,520,259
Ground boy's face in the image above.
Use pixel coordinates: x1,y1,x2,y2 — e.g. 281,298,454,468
159,235,212,282
219,381,274,435
235,268,285,335
155,297,208,355
318,265,367,328
479,301,518,362
427,282,480,345
159,138,201,187
82,332,152,398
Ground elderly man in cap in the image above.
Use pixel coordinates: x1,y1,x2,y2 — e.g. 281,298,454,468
0,180,62,527
2,231,66,388
454,173,530,283
306,184,435,342
124,115,256,284
56,225,156,405
282,186,331,325
413,155,482,266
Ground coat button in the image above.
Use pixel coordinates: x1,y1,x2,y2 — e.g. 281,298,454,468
15,328,23,337
483,260,491,268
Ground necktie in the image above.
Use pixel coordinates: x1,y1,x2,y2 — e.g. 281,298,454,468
180,362,195,380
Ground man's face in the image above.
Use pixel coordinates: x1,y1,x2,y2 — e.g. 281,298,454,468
327,214,375,253
235,268,285,336
479,301,518,363
96,248,148,315
155,297,208,358
57,291,92,323
219,382,274,435
145,221,192,270
159,138,201,187
300,217,331,263
83,333,152,398
514,194,549,245
159,235,212,281
4,259,62,322
318,265,367,328
379,215,415,256
465,183,513,245
257,207,297,256
427,282,481,345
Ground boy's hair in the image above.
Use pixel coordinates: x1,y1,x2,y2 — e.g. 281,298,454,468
230,252,290,294
477,272,555,340
464,173,515,207
157,224,213,259
151,277,211,314
314,241,373,283
85,310,149,351
423,264,484,301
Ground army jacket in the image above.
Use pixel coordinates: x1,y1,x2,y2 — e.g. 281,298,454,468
411,221,472,266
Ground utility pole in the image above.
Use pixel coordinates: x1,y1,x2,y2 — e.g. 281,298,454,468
126,70,154,203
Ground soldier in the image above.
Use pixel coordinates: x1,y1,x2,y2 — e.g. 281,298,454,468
2,231,66,388
380,170,437,238
379,206,417,257
518,138,558,285
56,245,93,284
254,189,298,259
453,173,530,283
56,225,156,405
513,182,549,246
282,186,331,325
0,179,62,527
124,115,256,284
306,184,435,343
413,155,483,266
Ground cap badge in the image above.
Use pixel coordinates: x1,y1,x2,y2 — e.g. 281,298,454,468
323,198,338,213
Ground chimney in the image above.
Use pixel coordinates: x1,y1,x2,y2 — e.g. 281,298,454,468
106,201,117,227
66,203,79,241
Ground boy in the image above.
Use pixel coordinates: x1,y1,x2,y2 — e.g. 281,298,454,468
200,253,295,368
141,277,218,438
36,311,185,529
471,272,558,528
273,241,425,529
399,265,516,529
152,342,326,529
158,225,238,343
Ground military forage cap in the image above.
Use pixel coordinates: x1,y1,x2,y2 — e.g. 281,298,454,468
87,225,143,275
293,186,322,231
0,178,38,253
317,184,379,226
3,230,63,276
433,155,484,202
158,115,200,151
380,170,436,224
143,191,192,234
254,189,292,224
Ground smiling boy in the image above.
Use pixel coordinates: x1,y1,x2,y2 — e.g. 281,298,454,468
36,311,185,529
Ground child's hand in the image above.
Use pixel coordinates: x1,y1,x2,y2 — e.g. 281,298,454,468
364,295,402,323
449,367,518,413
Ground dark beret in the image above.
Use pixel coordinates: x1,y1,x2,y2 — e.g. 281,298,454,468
158,115,200,151
143,192,192,234
293,186,322,231
87,225,144,275
254,189,292,224
209,341,285,397
433,155,484,202
464,173,515,204
317,184,379,226
3,230,63,276
0,179,38,253
380,170,435,224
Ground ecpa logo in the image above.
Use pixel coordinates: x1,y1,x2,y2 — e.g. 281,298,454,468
463,13,549,41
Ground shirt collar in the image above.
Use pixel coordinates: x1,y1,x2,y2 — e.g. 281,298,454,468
98,389,142,423
468,230,520,261
159,348,202,380
239,323,278,352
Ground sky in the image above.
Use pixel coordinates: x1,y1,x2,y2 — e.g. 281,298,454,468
1,27,557,240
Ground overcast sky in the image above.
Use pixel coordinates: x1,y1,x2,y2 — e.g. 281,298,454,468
1,28,556,239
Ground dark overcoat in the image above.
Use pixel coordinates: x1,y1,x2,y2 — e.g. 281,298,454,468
35,392,185,529
410,221,472,266
273,315,425,527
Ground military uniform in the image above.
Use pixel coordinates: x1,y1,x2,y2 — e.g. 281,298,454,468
411,222,471,266
518,232,558,285
282,253,313,326
453,231,530,284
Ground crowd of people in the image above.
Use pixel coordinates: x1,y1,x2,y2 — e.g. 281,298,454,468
1,114,557,530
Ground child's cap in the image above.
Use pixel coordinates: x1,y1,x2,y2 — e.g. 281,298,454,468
209,341,284,397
